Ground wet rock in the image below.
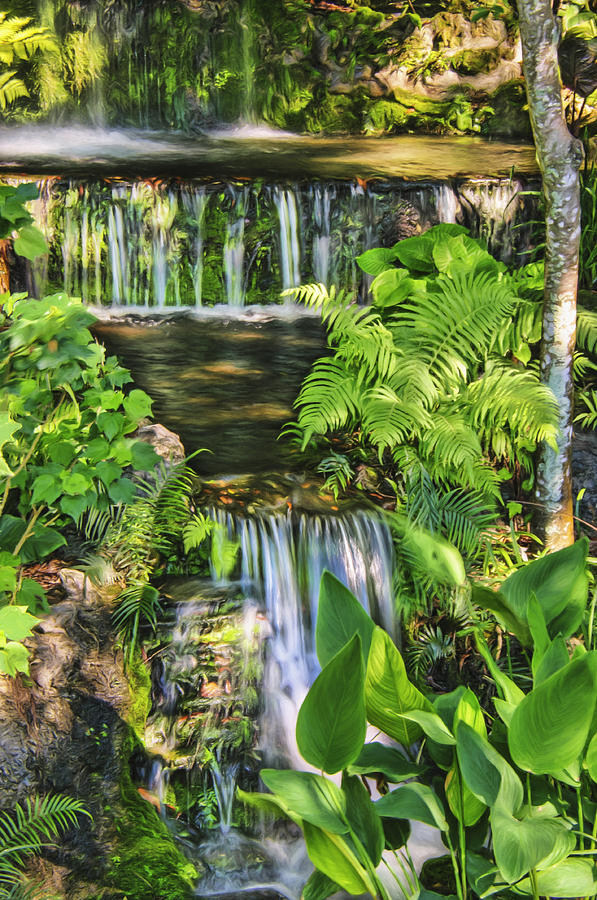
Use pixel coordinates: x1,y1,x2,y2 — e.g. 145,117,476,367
134,421,186,467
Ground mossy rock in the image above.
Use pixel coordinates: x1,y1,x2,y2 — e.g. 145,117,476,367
484,79,531,139
451,48,501,76
125,652,152,739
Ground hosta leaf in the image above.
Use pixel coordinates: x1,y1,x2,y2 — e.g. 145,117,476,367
297,634,366,774
398,709,455,745
445,763,486,827
491,808,574,884
260,770,347,834
365,626,432,746
346,742,425,782
519,858,597,896
341,773,384,865
302,822,374,896
315,570,374,667
375,783,448,832
456,723,523,815
508,653,597,776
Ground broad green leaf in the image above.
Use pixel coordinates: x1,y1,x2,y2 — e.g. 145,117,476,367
297,634,366,774
13,225,48,260
0,412,20,476
0,640,30,676
393,233,437,273
315,570,374,667
585,732,597,782
260,770,347,835
356,246,399,275
456,723,523,815
399,710,455,745
346,742,425,782
301,870,341,900
517,858,597,896
0,564,17,594
491,808,575,884
371,268,414,308
500,538,589,642
302,822,374,896
123,389,153,422
453,688,486,738
108,477,137,505
341,773,384,865
534,637,569,684
381,816,410,850
375,783,448,832
508,653,597,776
130,441,160,471
16,579,48,614
0,604,39,641
60,494,90,522
466,852,509,898
365,626,432,746
445,762,485,827
472,583,530,645
236,788,301,826
527,593,550,679
475,633,524,706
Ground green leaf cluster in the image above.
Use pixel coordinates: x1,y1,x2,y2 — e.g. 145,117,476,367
286,225,559,506
243,541,597,900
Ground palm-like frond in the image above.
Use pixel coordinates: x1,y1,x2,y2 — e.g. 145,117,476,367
0,71,27,110
575,389,597,429
577,306,597,357
0,795,88,897
390,271,516,386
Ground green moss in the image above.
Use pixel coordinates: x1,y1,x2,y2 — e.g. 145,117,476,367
106,733,200,900
364,99,410,134
452,48,500,76
483,79,531,138
125,652,152,739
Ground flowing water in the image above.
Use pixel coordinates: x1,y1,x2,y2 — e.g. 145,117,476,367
23,172,538,308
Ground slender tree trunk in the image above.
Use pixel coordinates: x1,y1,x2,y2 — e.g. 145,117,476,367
516,0,584,550
0,239,10,294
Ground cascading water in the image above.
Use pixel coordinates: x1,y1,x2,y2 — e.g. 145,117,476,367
273,186,302,290
26,175,538,308
142,506,396,896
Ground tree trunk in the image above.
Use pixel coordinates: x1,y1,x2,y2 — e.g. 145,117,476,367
0,239,10,295
516,0,584,550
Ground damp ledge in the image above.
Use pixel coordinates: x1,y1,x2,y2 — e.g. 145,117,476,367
0,126,539,181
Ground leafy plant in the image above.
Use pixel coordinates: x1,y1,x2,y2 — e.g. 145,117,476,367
0,183,47,265
284,225,559,507
0,292,160,671
0,794,89,898
0,12,56,111
242,540,597,900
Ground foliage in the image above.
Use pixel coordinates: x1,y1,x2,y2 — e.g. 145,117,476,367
0,291,159,671
0,11,56,112
284,225,559,507
0,794,89,898
0,182,47,264
243,545,597,900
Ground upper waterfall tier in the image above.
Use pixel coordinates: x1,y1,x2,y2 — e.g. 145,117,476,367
0,127,538,181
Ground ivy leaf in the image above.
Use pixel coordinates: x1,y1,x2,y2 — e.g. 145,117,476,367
123,390,153,422
0,640,30,676
0,604,39,641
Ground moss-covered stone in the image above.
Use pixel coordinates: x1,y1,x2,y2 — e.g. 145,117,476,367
484,79,531,139
452,48,501,76
125,652,152,740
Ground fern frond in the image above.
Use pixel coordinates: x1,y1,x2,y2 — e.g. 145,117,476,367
295,358,359,445
577,306,597,357
0,795,88,877
0,72,28,110
575,389,597,429
463,361,559,459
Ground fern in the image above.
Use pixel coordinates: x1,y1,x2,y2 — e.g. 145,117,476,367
575,389,597,429
287,226,560,501
0,795,88,898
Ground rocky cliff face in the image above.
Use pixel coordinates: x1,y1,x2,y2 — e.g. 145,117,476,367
0,572,197,900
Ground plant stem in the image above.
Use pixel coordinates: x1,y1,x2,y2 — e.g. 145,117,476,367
457,776,468,900
578,785,585,851
588,586,597,651
446,834,465,900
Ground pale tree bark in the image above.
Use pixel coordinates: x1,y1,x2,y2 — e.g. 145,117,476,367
516,0,584,550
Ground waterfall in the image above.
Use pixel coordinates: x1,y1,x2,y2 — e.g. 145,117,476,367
311,184,333,286
273,187,302,290
182,186,208,306
224,187,249,306
210,508,395,768
26,176,537,307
